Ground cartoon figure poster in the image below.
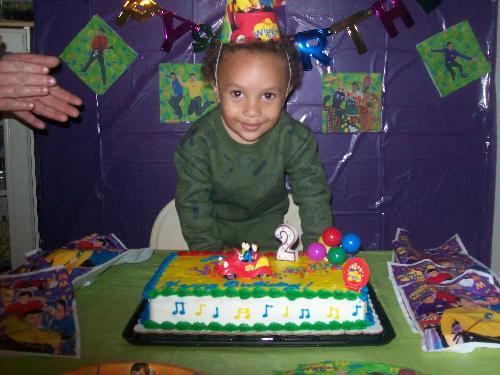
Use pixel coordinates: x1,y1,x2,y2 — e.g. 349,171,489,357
322,73,382,133
60,15,137,95
416,20,491,97
159,64,216,123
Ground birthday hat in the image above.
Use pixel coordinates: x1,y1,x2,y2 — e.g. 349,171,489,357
219,0,286,44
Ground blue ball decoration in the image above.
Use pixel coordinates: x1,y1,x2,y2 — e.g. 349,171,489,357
341,233,361,254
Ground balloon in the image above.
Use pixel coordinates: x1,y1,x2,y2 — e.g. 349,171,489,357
306,242,327,261
327,247,346,265
371,0,415,38
294,28,333,71
322,227,342,247
341,233,361,254
192,24,216,52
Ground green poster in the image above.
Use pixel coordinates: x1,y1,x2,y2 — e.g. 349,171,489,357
159,63,216,124
60,15,137,95
322,72,382,133
416,20,490,97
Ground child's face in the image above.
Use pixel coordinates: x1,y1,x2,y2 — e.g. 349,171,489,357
214,49,290,144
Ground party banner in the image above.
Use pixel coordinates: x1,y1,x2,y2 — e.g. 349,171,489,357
160,63,216,123
416,20,490,97
322,73,382,133
60,15,137,95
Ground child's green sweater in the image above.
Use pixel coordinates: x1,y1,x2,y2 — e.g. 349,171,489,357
175,107,332,250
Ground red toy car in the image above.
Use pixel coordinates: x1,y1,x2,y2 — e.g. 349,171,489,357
214,248,272,280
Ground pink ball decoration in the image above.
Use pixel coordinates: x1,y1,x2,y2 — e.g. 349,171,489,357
306,242,327,261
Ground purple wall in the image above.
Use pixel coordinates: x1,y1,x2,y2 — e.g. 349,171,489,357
33,0,497,265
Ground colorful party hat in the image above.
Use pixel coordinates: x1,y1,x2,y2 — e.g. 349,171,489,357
219,0,286,44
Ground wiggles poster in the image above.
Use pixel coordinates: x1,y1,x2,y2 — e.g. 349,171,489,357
322,73,382,133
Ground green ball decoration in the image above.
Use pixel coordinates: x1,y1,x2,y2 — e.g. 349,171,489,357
327,246,346,265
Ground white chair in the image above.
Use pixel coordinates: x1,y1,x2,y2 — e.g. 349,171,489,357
150,199,188,250
150,194,303,250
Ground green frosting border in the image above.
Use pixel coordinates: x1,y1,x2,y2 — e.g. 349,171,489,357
143,319,370,332
146,286,360,301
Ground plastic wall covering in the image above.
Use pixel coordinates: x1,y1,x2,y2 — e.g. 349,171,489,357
33,0,497,265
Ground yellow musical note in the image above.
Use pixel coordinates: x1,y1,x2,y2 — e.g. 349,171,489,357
282,306,289,318
234,307,250,320
326,306,339,319
195,303,206,316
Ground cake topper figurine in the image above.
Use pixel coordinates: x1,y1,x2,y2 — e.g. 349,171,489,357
275,224,299,261
214,242,272,280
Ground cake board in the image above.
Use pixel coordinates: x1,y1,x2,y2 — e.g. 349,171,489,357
123,284,395,347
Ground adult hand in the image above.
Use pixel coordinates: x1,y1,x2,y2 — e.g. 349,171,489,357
0,53,82,129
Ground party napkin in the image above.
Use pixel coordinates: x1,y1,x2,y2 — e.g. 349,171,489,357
388,228,500,352
11,233,152,288
0,266,80,357
273,360,433,374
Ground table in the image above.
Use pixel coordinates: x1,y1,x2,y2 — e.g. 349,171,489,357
0,251,498,375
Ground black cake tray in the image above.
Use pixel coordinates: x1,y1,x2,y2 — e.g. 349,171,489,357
123,283,395,347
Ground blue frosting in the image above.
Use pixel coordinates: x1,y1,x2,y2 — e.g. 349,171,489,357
143,253,178,299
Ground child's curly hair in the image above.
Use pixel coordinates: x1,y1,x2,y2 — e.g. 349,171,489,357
201,37,303,90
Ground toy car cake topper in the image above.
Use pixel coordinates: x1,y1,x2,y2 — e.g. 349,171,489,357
214,242,272,280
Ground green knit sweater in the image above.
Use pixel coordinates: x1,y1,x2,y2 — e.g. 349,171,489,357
174,107,332,250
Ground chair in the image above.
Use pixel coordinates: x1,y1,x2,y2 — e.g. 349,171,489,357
150,194,303,250
149,199,188,250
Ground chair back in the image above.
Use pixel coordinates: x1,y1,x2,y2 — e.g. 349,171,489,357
150,194,303,250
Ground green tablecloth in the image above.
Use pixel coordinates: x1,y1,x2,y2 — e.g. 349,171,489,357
0,251,498,375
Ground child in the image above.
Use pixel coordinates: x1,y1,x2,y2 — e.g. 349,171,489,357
174,1,332,250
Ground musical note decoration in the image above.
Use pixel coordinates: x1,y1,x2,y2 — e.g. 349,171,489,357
299,308,311,319
326,306,340,319
282,306,289,318
195,303,206,316
352,305,363,317
234,307,250,320
172,301,185,315
262,304,273,318
275,224,299,261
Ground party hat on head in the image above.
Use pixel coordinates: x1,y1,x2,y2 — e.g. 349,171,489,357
219,0,286,44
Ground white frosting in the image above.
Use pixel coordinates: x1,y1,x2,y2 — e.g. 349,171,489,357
149,295,366,326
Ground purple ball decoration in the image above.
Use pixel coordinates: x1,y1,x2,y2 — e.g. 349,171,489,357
341,233,361,254
306,242,327,261
327,247,346,265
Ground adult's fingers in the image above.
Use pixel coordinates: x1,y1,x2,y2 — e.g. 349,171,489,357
0,83,50,100
2,53,60,69
11,110,46,130
37,91,80,119
0,69,56,86
0,97,35,112
29,97,69,123
50,85,83,107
